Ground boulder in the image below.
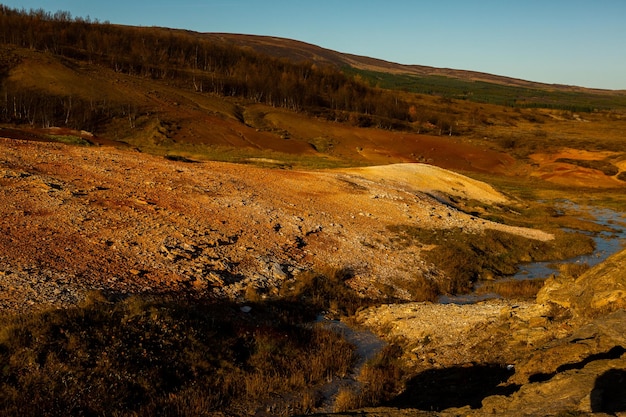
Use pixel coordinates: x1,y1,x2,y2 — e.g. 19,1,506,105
537,248,626,318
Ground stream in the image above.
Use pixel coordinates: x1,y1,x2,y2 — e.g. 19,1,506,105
439,202,626,305
314,315,387,412
313,202,626,410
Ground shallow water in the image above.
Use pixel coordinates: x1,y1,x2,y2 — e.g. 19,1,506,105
314,315,386,412
440,202,626,305
514,204,626,280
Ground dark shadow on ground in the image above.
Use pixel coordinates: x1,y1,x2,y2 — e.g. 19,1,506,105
529,346,626,383
387,364,518,411
591,368,626,414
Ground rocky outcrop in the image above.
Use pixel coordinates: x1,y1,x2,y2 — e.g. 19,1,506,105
537,247,626,318
346,248,626,416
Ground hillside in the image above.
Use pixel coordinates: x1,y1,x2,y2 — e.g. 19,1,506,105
1,7,626,188
2,45,626,188
1,6,626,417
1,135,625,416
208,33,623,92
0,137,555,311
212,33,626,110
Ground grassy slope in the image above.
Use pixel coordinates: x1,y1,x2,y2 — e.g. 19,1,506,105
344,67,626,111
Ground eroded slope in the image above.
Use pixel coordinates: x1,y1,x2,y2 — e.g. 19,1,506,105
0,137,549,311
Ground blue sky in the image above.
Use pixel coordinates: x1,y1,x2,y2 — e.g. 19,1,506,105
3,0,625,89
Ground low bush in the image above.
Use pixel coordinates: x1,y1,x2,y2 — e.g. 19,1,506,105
0,292,356,416
555,262,591,280
386,225,595,296
356,343,407,406
331,342,407,412
280,267,377,316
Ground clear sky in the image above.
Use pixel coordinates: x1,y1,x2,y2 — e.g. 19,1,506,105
3,0,625,90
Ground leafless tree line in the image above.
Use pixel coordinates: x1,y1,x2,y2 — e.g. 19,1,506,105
0,6,413,130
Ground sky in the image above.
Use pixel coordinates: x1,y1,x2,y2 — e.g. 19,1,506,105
3,0,626,90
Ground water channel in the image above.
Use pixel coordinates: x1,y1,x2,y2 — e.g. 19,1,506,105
315,202,626,409
439,201,626,305
313,315,387,412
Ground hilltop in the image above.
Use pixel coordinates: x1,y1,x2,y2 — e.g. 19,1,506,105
204,33,624,93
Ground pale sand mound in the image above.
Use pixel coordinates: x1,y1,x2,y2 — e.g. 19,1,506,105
337,163,509,204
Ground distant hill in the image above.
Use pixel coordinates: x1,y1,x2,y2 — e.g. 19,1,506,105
207,33,624,93
198,32,626,110
1,5,626,184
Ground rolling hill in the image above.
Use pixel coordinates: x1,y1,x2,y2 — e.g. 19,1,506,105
1,6,626,188
204,32,625,92
2,6,626,417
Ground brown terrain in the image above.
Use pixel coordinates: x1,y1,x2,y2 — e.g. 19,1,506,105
0,136,551,311
2,11,626,416
2,133,626,416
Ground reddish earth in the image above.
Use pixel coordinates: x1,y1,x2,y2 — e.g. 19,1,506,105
0,137,549,312
529,148,626,188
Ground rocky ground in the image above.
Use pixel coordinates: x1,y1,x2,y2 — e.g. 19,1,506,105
0,137,550,312
345,246,626,416
2,137,626,416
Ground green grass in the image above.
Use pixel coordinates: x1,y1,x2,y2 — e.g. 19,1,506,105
344,67,626,111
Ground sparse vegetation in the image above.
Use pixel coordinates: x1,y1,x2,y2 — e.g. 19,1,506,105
0,292,357,416
344,67,626,111
280,267,378,316
477,278,546,299
331,343,407,412
1,5,625,417
554,158,619,176
386,226,595,295
356,343,407,406
46,134,92,146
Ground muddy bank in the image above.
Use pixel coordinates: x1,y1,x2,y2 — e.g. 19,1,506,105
440,202,626,305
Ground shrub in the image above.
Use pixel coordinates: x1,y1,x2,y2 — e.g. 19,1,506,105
333,387,361,412
477,278,546,299
281,267,376,316
386,225,595,296
0,293,357,416
356,343,406,406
